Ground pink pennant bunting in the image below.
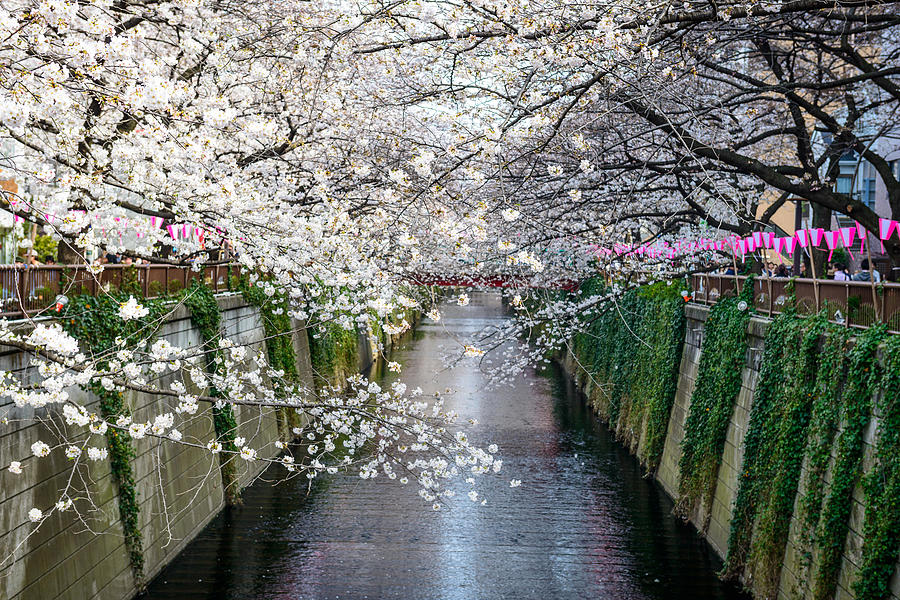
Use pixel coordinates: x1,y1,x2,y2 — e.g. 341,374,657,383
166,225,177,240
746,236,756,252
774,237,786,254
752,231,763,246
795,229,808,248
764,232,775,249
150,216,164,229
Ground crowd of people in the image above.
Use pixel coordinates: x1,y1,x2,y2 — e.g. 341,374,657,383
722,258,886,282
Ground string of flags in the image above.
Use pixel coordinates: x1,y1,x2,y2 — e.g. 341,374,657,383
594,218,900,263
5,201,224,246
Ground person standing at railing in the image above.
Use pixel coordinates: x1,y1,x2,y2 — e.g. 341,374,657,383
852,258,882,283
833,263,850,281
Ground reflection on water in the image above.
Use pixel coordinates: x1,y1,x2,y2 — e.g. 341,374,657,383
144,293,748,600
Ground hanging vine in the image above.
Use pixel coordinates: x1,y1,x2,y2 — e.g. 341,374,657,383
722,311,796,580
575,278,900,600
853,335,900,600
308,317,360,390
746,316,824,597
180,281,241,505
61,293,168,586
812,324,887,600
676,281,753,520
571,279,686,471
239,277,303,436
794,324,851,589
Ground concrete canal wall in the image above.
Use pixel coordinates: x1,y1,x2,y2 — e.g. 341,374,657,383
564,302,899,600
0,295,318,600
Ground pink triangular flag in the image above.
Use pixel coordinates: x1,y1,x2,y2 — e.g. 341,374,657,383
774,237,786,254
166,225,178,240
856,222,867,253
878,218,900,252
839,227,856,259
796,229,809,248
824,231,840,261
808,228,825,247
839,227,856,248
785,237,797,256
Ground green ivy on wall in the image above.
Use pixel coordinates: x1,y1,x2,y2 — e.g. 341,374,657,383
572,278,900,600
722,311,796,580
61,293,167,585
180,281,241,505
794,324,851,589
723,311,825,597
572,279,686,471
308,318,359,390
676,280,753,520
239,277,302,436
855,335,900,600
812,324,886,600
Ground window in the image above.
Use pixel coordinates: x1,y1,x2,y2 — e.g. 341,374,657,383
836,174,853,195
860,161,877,207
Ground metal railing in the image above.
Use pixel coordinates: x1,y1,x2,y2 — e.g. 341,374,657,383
690,274,900,333
0,263,241,319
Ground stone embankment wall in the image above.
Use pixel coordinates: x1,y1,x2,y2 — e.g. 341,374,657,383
0,295,317,600
563,302,900,600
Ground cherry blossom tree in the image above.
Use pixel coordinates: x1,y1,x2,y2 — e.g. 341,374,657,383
1,0,899,576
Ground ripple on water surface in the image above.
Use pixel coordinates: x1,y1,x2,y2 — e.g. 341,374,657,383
144,293,749,600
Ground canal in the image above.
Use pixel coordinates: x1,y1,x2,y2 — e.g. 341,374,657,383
144,293,747,600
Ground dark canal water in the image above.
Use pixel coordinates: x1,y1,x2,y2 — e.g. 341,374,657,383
144,293,748,600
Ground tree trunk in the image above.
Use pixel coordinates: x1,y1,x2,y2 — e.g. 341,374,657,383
811,203,832,279
57,240,82,265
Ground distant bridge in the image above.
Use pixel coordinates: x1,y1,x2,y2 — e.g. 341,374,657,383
406,273,579,292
